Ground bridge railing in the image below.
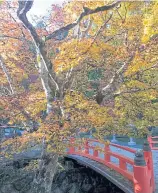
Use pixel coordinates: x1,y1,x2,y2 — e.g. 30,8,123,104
148,136,158,150
68,138,155,193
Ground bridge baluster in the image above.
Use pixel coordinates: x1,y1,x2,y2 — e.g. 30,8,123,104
104,143,110,162
93,149,98,157
78,146,81,152
69,138,75,154
85,140,89,154
119,159,126,171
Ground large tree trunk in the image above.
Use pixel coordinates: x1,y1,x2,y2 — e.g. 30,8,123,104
37,52,56,114
17,3,60,192
33,152,58,193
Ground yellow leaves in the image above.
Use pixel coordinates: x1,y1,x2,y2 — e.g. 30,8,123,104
143,19,150,26
141,35,150,43
89,43,102,61
124,15,142,30
90,13,105,27
150,90,158,99
126,80,147,89
105,140,110,145
65,92,113,128
141,2,158,43
87,108,111,127
125,53,149,76
141,25,153,43
28,91,46,102
26,94,46,117
54,39,92,72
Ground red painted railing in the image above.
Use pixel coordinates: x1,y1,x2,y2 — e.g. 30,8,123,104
68,138,155,193
148,136,158,150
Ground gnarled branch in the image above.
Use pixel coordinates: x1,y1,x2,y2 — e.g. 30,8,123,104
45,1,120,41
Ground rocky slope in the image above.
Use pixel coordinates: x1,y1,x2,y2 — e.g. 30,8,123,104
0,157,124,193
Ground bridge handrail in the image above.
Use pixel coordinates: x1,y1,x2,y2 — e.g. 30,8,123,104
108,151,134,165
79,143,134,165
71,137,136,153
151,136,158,139
110,143,136,154
69,138,135,177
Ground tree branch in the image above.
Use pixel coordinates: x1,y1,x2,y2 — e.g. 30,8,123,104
114,87,157,97
0,35,24,41
96,54,135,104
45,1,120,41
0,55,15,94
17,1,40,44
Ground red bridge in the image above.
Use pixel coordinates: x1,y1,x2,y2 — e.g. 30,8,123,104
67,136,158,193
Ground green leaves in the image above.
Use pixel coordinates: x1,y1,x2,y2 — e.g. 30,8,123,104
87,69,103,81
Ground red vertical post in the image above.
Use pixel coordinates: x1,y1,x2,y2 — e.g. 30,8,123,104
143,141,155,192
85,139,89,154
68,138,75,154
119,159,127,171
93,148,98,157
78,145,81,152
104,142,110,162
133,150,152,193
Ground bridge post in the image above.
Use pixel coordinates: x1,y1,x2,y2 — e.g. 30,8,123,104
78,145,81,152
143,140,155,192
119,159,127,171
133,150,151,193
93,148,98,157
104,142,110,162
85,140,89,154
68,138,75,154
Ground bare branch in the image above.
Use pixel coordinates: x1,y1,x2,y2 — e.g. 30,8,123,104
0,35,24,41
114,87,157,97
0,55,15,94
